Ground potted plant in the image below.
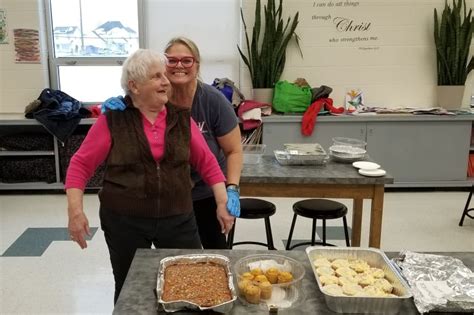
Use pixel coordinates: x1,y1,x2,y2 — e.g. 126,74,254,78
434,0,474,109
238,0,301,103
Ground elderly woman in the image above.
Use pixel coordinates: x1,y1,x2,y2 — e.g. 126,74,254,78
65,49,234,303
104,37,243,249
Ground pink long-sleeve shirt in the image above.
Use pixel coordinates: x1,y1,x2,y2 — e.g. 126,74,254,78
65,108,226,190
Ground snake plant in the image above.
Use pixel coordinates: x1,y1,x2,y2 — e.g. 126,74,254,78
238,0,301,88
434,0,474,85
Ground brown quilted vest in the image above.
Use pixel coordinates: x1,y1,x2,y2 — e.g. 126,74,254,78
98,101,193,218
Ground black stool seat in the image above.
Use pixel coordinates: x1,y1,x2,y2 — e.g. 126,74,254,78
286,198,350,250
293,199,348,219
227,198,276,250
240,198,276,219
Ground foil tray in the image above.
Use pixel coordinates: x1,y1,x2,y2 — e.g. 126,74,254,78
156,254,237,313
306,247,412,314
275,143,328,166
393,251,474,313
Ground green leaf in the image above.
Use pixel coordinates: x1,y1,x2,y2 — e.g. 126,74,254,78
237,0,302,88
434,0,473,85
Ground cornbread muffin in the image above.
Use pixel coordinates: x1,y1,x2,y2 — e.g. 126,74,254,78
253,274,269,284
264,268,279,284
258,281,272,299
277,271,294,284
241,272,254,280
238,279,252,293
250,268,264,276
244,284,261,304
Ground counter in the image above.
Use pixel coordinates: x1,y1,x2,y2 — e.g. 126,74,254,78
113,248,474,314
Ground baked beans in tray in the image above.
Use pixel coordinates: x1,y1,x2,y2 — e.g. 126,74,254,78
156,254,237,313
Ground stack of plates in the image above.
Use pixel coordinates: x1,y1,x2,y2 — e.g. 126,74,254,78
352,161,386,177
329,145,366,162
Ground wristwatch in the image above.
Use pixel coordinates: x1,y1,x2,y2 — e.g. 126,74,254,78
226,183,240,193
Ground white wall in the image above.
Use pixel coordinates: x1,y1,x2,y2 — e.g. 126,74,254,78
145,0,240,85
0,0,49,114
240,0,474,108
0,0,473,114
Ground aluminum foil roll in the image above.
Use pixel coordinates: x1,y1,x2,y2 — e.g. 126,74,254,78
394,251,474,313
156,254,237,313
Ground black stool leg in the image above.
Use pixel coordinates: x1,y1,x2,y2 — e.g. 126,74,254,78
227,220,236,249
459,185,474,226
342,216,350,247
264,217,276,250
322,219,327,246
311,218,317,246
286,213,298,250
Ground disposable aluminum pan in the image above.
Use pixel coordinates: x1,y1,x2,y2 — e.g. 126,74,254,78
156,254,237,313
274,150,328,166
275,143,328,166
306,246,412,314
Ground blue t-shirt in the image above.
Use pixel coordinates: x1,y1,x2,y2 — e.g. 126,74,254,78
191,82,238,200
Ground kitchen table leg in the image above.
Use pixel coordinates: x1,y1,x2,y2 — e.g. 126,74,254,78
369,185,384,248
352,198,363,247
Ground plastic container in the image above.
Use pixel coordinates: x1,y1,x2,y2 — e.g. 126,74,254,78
332,137,367,149
234,254,305,310
243,144,266,164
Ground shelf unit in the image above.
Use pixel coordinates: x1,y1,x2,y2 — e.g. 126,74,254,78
0,117,96,190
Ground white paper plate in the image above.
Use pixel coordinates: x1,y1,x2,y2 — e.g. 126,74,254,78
359,168,386,177
352,161,380,170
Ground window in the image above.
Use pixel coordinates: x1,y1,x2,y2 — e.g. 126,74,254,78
45,0,240,103
45,0,142,103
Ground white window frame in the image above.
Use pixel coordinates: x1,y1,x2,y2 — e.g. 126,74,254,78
43,0,145,104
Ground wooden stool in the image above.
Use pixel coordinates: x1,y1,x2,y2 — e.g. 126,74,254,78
286,199,350,250
227,198,276,250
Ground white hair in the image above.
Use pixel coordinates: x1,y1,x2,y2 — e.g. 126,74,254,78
120,49,166,94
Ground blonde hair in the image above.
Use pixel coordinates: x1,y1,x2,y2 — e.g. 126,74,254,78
121,49,166,94
164,36,201,76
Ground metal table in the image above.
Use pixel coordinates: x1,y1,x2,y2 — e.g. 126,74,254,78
240,157,394,248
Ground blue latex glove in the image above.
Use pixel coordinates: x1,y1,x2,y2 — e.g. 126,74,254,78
101,96,126,113
226,188,240,217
